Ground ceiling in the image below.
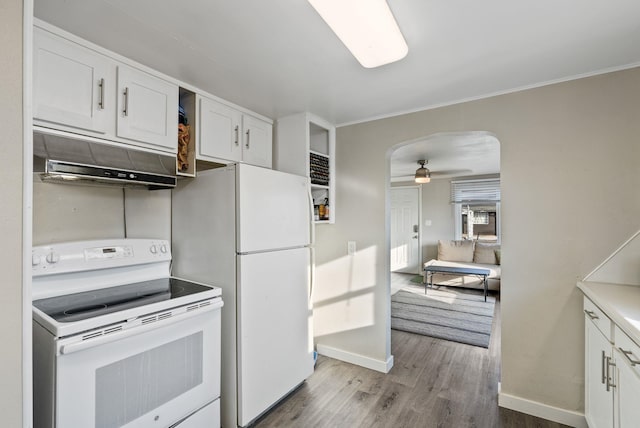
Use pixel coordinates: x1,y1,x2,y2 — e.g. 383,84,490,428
34,1,640,180
34,0,640,127
390,133,500,182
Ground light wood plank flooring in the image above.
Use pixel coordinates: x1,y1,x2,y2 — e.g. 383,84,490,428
253,273,570,428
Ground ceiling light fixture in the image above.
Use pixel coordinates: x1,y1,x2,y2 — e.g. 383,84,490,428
415,160,430,184
308,0,408,68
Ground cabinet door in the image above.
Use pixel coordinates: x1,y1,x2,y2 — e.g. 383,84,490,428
198,97,242,162
116,65,178,152
33,28,114,134
242,115,272,168
615,347,640,427
585,317,614,428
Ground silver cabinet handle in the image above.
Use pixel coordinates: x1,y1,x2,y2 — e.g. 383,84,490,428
605,356,616,391
245,129,250,149
601,350,606,384
98,78,105,110
619,348,640,367
234,125,239,146
584,310,599,320
123,87,129,116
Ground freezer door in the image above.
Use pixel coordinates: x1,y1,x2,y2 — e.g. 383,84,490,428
237,164,311,253
237,247,314,426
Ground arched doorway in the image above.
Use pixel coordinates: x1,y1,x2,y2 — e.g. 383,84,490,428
386,130,501,346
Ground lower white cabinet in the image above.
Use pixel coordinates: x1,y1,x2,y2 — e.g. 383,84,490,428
614,326,640,428
584,297,640,428
584,306,614,428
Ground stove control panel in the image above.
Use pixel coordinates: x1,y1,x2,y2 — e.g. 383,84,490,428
32,239,171,277
85,245,133,260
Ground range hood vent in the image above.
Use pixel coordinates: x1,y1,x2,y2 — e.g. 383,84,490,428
34,128,177,189
43,159,176,189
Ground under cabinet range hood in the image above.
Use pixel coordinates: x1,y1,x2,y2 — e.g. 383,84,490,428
33,129,177,189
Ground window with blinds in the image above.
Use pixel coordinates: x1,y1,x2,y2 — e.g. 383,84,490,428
450,178,500,204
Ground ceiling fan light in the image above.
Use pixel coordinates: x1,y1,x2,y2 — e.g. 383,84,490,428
415,159,430,183
308,0,408,68
415,172,430,184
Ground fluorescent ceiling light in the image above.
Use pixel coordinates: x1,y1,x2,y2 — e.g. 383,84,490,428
308,0,408,68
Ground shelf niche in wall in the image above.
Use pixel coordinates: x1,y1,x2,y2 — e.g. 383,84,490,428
275,112,336,224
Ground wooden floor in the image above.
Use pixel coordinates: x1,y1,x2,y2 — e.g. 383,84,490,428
253,274,570,428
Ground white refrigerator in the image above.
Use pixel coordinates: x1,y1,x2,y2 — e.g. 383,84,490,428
171,163,314,428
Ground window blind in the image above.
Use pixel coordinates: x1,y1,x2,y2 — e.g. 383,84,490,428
450,178,500,203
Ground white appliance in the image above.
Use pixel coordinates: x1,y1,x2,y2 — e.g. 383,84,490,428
31,239,223,428
172,163,315,427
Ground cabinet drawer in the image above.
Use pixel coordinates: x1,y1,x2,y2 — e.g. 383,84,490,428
615,325,640,378
584,297,613,342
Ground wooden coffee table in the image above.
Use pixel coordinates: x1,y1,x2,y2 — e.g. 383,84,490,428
423,264,491,301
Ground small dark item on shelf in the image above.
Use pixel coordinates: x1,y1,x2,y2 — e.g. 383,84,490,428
323,198,329,220
179,104,188,125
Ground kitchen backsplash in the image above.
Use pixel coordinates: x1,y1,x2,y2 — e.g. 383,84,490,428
33,175,171,245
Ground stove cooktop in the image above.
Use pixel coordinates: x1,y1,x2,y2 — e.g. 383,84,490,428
33,277,214,323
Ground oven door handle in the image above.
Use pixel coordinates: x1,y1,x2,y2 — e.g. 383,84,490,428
59,300,223,355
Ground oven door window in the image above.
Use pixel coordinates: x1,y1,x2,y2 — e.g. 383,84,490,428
55,310,220,428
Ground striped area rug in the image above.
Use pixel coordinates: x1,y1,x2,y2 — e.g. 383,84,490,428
391,284,495,348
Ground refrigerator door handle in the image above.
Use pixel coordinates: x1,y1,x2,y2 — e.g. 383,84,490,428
307,181,315,246
309,246,314,300
307,180,315,300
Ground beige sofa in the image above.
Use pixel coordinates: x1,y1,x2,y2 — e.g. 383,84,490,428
423,240,501,291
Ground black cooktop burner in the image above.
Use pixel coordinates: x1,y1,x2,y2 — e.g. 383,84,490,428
33,278,213,323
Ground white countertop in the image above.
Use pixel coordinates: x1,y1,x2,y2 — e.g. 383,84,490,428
578,281,640,346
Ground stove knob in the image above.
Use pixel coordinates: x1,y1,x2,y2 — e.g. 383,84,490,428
160,244,168,254
32,254,41,266
150,245,158,254
46,252,60,264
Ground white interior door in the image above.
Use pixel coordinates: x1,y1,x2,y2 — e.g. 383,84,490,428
390,187,421,274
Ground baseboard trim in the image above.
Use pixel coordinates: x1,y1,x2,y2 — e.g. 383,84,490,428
498,386,587,428
316,344,394,373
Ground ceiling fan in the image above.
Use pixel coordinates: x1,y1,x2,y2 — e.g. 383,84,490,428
407,159,472,183
414,160,430,183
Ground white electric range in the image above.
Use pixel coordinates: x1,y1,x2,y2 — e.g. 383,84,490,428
32,238,223,428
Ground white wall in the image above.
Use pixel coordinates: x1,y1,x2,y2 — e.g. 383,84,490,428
32,180,171,244
0,0,25,425
418,178,455,261
313,67,640,415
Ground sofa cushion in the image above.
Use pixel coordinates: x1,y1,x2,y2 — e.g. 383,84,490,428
473,242,500,265
438,240,475,263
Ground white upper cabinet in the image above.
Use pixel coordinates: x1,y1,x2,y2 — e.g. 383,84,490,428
33,23,178,155
33,27,115,134
116,65,178,152
33,20,271,168
198,96,242,162
242,115,272,168
197,95,272,168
